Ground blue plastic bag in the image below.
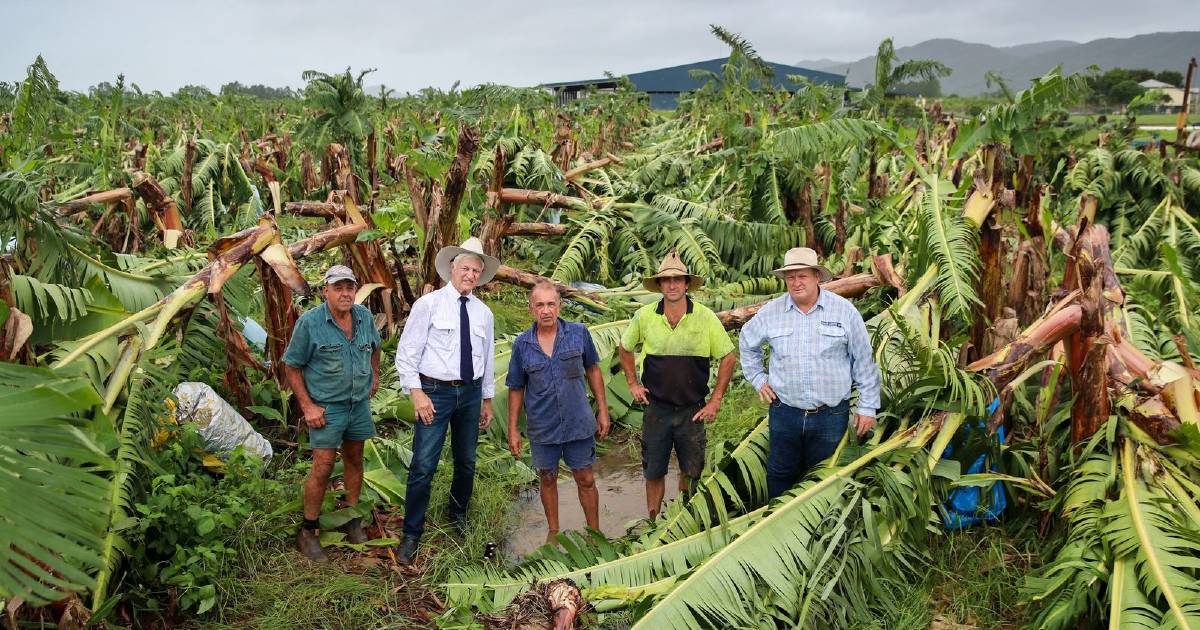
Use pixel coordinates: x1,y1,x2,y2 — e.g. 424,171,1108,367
941,399,1007,529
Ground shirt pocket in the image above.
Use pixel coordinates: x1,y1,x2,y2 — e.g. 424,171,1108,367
767,329,794,358
316,342,345,375
558,349,584,379
818,325,847,355
430,317,457,352
353,340,373,376
525,359,551,393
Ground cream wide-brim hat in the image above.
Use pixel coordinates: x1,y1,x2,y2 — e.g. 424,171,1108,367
434,237,501,285
641,251,705,293
772,247,833,283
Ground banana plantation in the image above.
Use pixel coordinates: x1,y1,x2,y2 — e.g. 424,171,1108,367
3,29,1200,630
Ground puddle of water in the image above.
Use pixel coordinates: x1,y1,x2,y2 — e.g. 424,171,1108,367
502,443,680,560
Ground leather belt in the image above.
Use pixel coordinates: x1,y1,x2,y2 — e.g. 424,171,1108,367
420,374,478,387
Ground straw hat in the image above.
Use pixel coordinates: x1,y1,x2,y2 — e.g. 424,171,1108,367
642,251,704,292
772,247,832,283
435,237,501,285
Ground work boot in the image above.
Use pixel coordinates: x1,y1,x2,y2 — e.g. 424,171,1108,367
396,535,419,566
342,516,369,544
450,515,468,539
297,528,327,562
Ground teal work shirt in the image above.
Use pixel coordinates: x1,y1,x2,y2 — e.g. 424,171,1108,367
282,303,381,404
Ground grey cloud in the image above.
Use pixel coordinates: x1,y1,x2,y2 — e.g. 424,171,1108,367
2,0,1195,92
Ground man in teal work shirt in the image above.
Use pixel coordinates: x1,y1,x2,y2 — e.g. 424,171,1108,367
283,265,382,561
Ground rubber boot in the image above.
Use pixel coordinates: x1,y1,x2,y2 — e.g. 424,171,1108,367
297,527,328,562
342,516,368,544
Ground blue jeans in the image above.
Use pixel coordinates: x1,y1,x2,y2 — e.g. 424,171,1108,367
766,399,850,499
403,378,482,539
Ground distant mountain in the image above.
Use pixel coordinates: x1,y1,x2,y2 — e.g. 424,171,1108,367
1000,40,1079,58
792,58,852,73
795,31,1199,96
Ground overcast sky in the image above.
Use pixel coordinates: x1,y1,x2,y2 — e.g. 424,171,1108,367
3,0,1196,93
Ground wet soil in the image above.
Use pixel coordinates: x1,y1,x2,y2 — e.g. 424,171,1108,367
502,444,680,560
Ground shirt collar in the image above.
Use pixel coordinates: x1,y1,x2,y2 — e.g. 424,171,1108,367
322,301,357,323
522,318,567,345
785,288,824,313
655,295,694,315
441,282,474,302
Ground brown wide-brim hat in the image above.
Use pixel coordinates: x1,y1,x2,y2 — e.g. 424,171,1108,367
642,251,705,293
435,237,501,285
772,247,833,283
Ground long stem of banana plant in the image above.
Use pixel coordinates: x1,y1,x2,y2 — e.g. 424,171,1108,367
51,280,207,368
102,337,143,413
586,576,680,613
48,302,165,367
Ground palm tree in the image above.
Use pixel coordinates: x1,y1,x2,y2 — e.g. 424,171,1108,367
860,37,951,113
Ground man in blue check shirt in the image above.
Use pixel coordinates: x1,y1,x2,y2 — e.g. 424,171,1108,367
507,282,611,542
740,247,881,499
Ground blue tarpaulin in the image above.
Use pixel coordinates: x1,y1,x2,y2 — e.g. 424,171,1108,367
941,398,1007,529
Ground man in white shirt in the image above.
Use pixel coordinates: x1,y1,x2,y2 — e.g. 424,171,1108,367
394,237,498,565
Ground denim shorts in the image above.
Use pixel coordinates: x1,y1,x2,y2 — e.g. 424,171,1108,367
530,436,596,472
308,398,375,449
641,400,706,480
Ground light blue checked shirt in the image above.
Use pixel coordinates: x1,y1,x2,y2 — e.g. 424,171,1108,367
739,289,880,417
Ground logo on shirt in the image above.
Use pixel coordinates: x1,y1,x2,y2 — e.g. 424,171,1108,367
820,321,843,328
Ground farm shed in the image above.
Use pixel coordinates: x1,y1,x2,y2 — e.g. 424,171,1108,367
542,58,846,109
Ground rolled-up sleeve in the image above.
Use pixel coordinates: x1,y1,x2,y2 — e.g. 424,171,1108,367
739,313,769,391
395,296,431,394
482,311,496,399
847,310,880,417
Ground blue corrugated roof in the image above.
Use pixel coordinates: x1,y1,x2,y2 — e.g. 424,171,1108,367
542,58,845,92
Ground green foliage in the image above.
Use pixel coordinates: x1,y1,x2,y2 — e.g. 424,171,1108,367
126,427,287,615
0,362,109,605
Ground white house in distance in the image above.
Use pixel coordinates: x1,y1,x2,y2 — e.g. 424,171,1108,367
1138,79,1200,113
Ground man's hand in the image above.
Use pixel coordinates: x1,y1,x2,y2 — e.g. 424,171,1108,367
411,389,435,425
692,397,721,423
854,414,876,438
508,431,522,457
370,376,380,399
757,383,777,403
597,408,612,439
629,381,650,405
479,399,494,429
302,403,327,429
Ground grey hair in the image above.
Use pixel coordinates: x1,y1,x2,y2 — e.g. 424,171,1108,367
528,280,561,303
451,252,485,268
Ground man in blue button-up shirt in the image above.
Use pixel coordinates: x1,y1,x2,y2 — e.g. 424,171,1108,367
507,282,611,541
740,247,881,499
283,265,382,561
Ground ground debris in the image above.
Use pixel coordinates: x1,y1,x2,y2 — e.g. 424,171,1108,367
479,578,587,630
930,614,978,630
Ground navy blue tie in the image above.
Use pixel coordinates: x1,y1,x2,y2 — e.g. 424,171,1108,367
459,296,474,382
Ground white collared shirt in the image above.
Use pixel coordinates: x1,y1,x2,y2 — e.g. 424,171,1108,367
395,283,495,398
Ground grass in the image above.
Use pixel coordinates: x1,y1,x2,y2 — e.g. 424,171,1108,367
872,518,1043,630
